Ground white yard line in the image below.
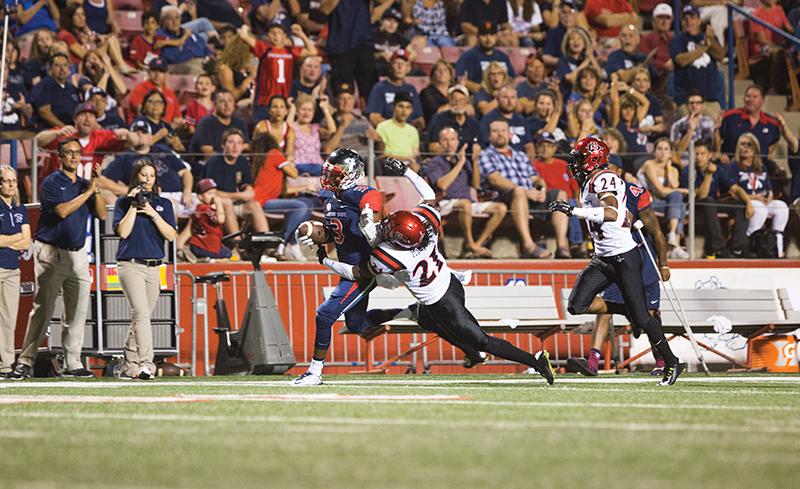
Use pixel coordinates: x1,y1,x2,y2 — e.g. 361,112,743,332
1,375,799,390
0,393,796,412
2,410,799,436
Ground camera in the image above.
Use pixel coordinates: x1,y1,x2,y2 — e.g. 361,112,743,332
135,186,157,207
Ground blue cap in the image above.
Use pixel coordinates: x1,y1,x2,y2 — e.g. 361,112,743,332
148,57,168,71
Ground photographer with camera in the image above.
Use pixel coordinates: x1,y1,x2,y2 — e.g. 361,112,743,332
113,160,177,380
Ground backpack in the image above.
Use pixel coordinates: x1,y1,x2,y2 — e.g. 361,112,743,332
750,228,778,258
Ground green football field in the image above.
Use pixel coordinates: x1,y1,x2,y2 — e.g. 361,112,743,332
1,374,798,489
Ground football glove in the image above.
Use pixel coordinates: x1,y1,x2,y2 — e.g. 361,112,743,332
295,227,316,249
316,245,328,265
547,199,573,216
383,157,408,177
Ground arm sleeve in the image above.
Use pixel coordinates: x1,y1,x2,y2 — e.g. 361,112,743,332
404,167,436,201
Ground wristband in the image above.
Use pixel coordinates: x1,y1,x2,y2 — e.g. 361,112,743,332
571,206,605,224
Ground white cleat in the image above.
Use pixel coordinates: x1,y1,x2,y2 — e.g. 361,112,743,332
290,371,323,386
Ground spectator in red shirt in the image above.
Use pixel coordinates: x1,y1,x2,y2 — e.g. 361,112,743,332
749,0,793,95
532,131,584,257
127,58,182,124
639,3,675,90
128,11,167,70
238,22,317,123
179,178,233,262
35,102,144,182
57,3,134,74
251,132,316,261
183,73,216,135
583,0,638,46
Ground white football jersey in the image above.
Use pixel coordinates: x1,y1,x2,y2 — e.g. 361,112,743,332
369,205,452,305
579,170,637,257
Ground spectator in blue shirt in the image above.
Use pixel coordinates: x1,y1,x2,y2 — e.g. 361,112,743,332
365,50,425,128
158,5,212,75
678,139,749,258
113,159,177,380
12,138,106,380
456,21,516,93
473,61,510,117
517,55,549,115
427,84,481,156
6,0,60,38
324,0,378,108
202,128,269,236
554,26,601,99
425,127,507,258
0,166,30,379
605,25,653,84
541,0,579,67
189,90,250,167
479,84,535,162
669,6,725,111
32,52,79,129
458,0,510,47
609,73,651,172
716,85,782,164
87,86,125,130
479,118,551,258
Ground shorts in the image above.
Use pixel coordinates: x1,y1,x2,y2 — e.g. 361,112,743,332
162,192,200,219
438,199,495,217
601,245,660,309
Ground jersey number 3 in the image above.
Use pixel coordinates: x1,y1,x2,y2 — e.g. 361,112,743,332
412,249,444,287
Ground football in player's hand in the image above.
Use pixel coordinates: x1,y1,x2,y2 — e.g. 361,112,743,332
297,220,328,245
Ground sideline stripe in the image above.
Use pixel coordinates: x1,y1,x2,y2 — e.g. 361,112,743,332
2,411,799,436
0,394,795,412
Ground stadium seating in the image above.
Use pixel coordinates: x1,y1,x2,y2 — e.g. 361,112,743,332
441,46,469,65
114,10,144,35
112,0,143,10
497,47,535,75
412,46,442,74
333,285,582,373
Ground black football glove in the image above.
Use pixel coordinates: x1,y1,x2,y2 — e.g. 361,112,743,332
383,157,408,176
547,199,573,216
316,245,327,265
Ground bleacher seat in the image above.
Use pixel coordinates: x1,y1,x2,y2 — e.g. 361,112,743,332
497,47,535,75
167,74,197,94
441,46,469,65
115,11,143,35
0,139,32,169
405,76,429,94
412,46,442,74
112,0,144,10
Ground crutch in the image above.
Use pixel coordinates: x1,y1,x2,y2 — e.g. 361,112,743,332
633,221,710,374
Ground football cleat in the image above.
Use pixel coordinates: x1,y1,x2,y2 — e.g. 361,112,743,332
658,363,683,386
290,371,323,387
567,357,598,377
534,350,555,385
463,351,487,369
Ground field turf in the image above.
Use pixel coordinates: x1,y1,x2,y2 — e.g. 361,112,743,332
1,374,798,489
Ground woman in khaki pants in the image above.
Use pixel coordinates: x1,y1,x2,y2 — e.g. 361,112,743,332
113,160,176,379
0,166,30,380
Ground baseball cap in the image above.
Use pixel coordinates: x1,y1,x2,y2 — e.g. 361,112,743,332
148,57,168,72
267,21,290,35
129,119,151,134
561,0,576,9
478,21,497,36
653,3,673,18
682,5,700,16
391,49,410,61
382,8,402,21
448,84,469,97
88,86,107,98
73,102,96,118
197,178,217,194
537,131,557,144
334,82,355,96
393,91,413,105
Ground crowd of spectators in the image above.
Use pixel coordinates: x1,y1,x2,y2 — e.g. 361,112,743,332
1,0,800,261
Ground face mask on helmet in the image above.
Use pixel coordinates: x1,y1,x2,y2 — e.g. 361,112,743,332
320,148,364,191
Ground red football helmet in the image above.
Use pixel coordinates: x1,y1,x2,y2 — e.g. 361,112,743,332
382,211,427,249
568,137,610,183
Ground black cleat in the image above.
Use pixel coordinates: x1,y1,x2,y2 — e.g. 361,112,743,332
61,368,96,379
658,363,683,386
463,352,487,369
567,357,598,376
534,350,555,385
631,325,642,339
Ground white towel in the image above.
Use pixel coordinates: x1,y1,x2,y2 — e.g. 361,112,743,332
707,315,733,334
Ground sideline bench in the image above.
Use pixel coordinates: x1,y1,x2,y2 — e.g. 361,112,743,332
328,285,581,373
560,288,800,370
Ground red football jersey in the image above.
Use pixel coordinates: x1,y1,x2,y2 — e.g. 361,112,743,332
252,41,303,106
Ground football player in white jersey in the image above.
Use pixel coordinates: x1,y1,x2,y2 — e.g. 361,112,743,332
317,160,556,384
547,137,682,386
